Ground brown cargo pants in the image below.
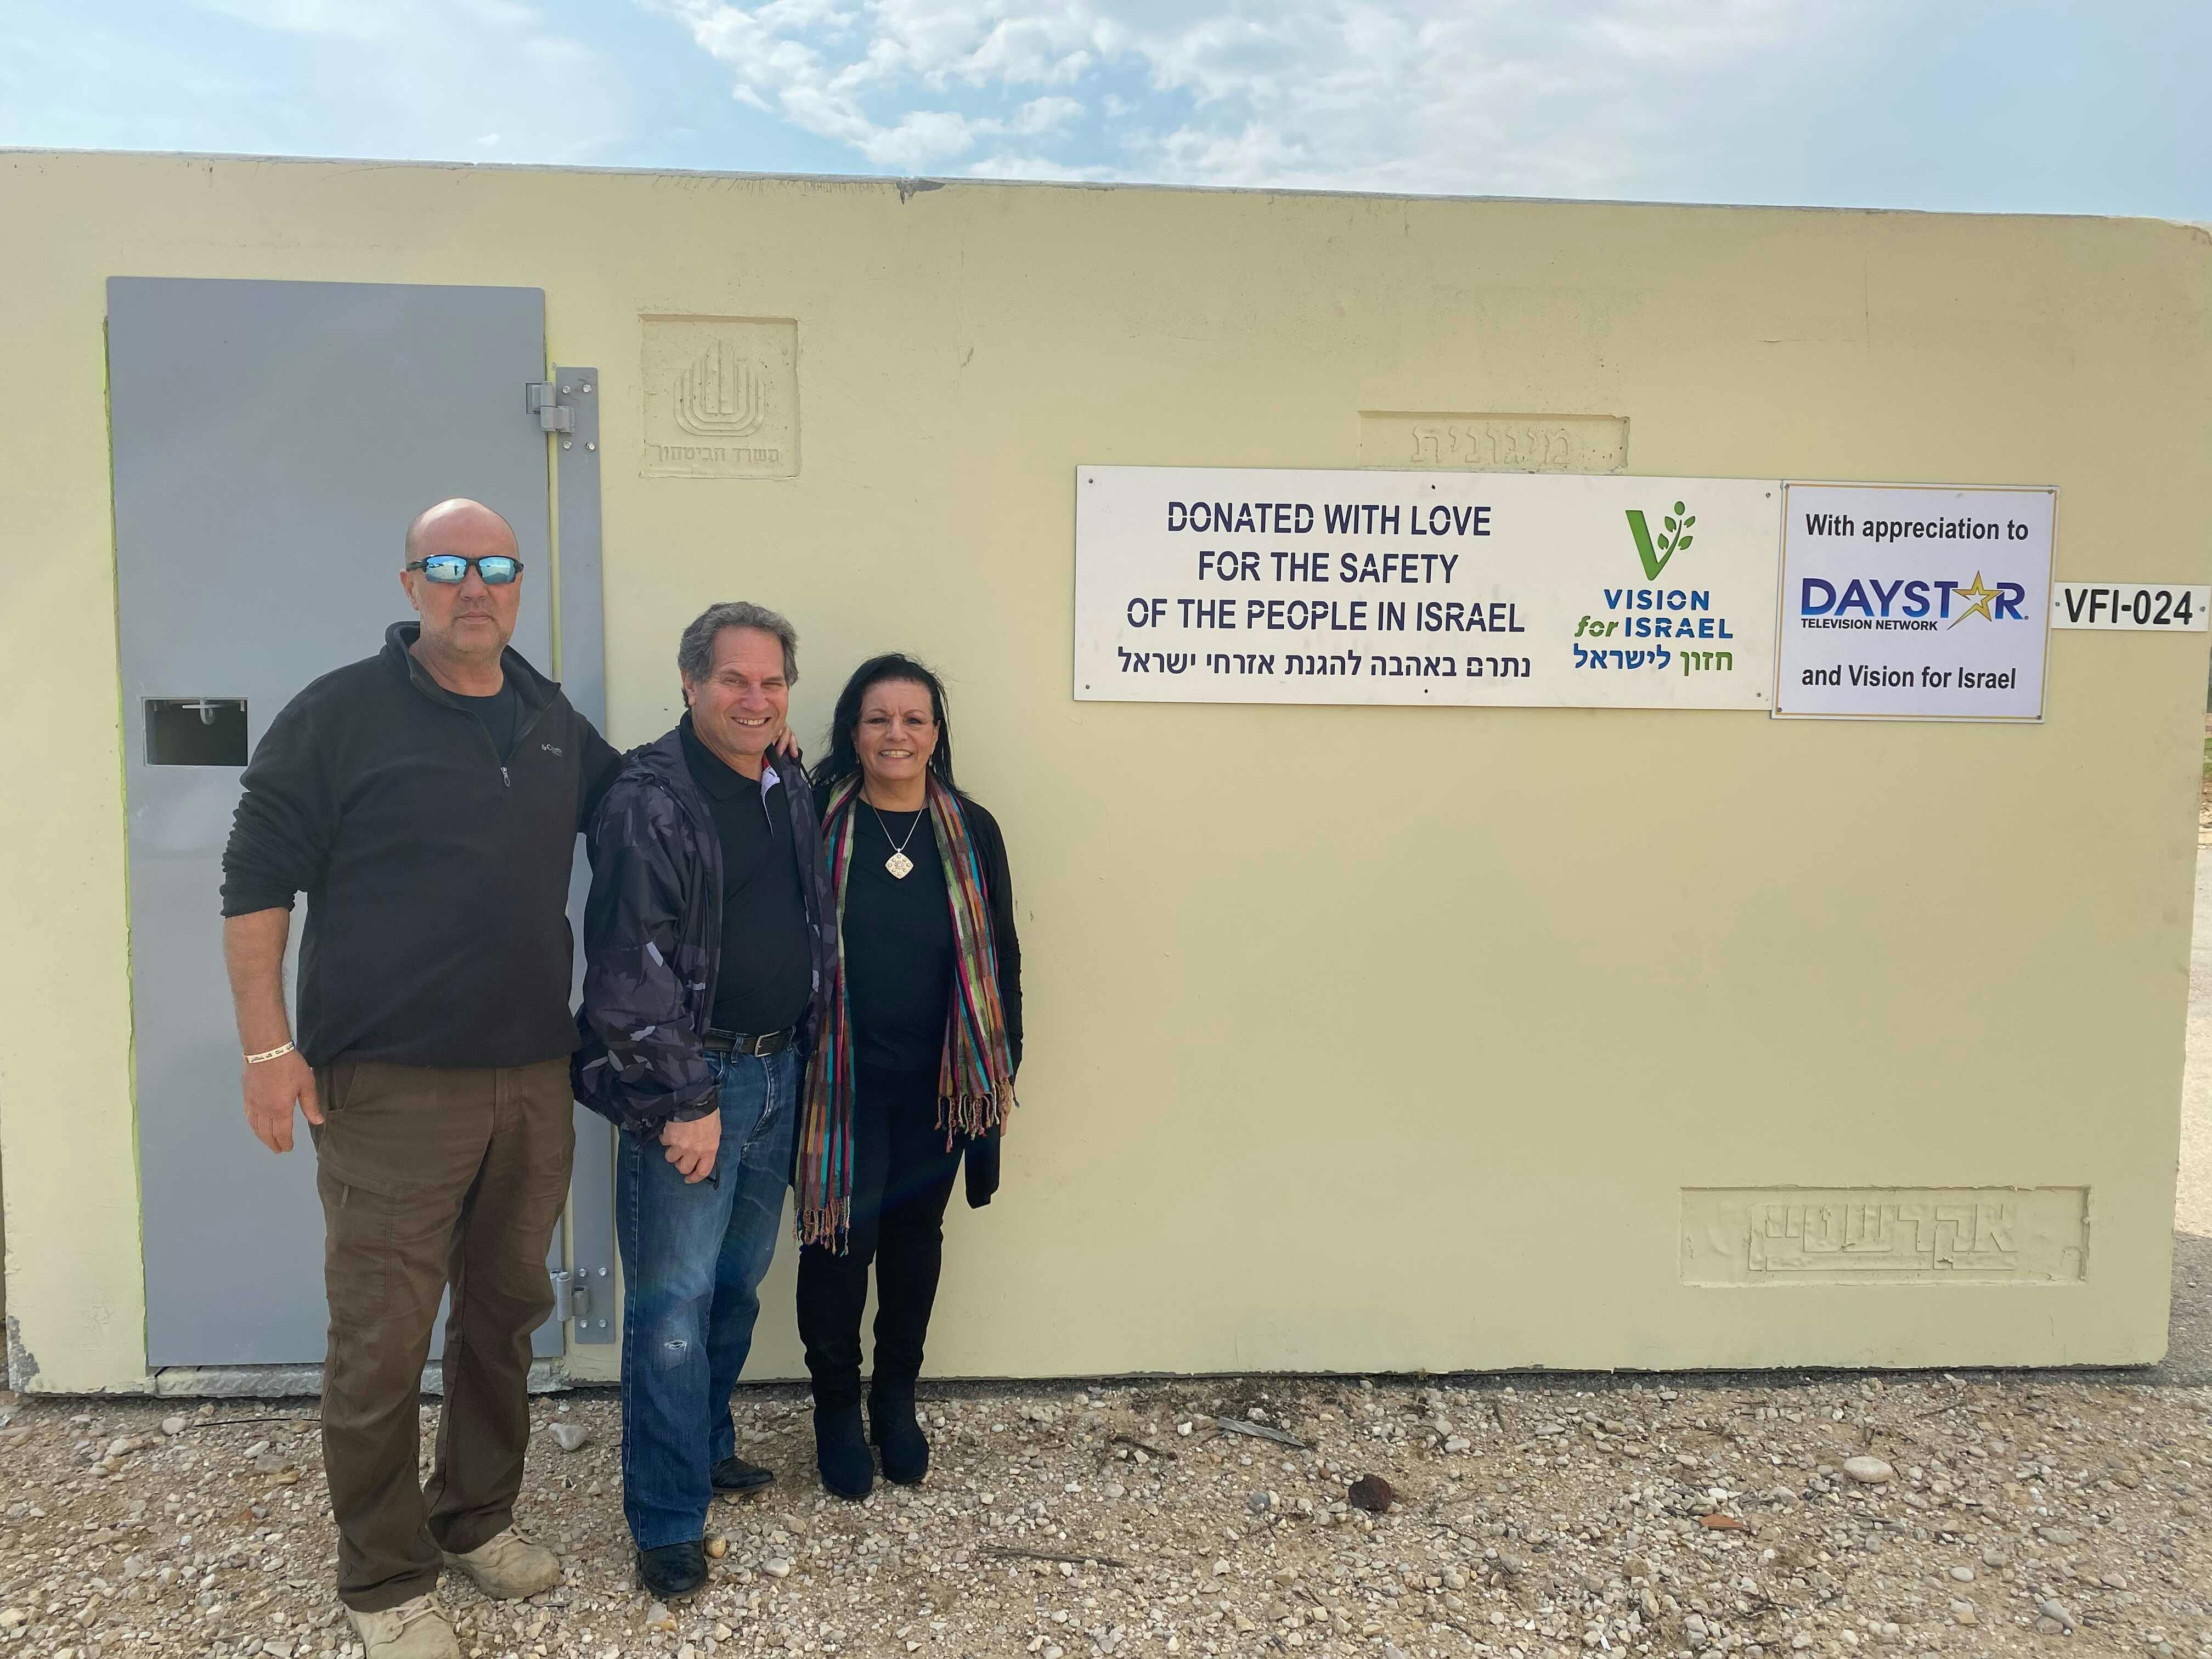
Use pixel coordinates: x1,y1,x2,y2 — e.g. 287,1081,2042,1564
309,1058,575,1612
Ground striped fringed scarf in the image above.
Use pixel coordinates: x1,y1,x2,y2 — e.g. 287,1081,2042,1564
795,771,1018,1249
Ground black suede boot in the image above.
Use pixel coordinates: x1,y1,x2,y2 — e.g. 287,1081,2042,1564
814,1402,874,1501
868,1381,930,1486
637,1540,708,1599
711,1454,776,1496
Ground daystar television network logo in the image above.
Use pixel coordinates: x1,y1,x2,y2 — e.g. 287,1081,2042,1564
1798,571,2023,631
1947,573,2003,627
1624,500,1694,581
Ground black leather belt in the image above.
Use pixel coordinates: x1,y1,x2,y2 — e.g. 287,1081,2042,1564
704,1026,793,1058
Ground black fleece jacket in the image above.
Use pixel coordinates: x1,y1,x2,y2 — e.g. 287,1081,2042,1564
220,622,621,1068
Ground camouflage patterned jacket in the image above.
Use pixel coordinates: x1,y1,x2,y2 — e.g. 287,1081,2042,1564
571,724,834,1134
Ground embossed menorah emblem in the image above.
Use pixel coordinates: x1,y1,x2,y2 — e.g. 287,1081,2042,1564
673,338,769,438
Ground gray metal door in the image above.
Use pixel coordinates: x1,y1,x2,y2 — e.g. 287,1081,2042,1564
110,277,606,1368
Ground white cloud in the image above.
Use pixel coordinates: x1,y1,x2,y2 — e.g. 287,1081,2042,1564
962,149,1116,180
854,106,982,166
1013,94,1082,134
644,0,1848,193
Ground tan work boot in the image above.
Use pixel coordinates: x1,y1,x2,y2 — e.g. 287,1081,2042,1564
441,1526,562,1599
347,1593,460,1659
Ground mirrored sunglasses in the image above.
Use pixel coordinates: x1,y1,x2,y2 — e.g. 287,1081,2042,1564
407,555,523,585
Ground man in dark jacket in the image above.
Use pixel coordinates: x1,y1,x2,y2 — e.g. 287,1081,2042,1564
221,499,620,1659
572,601,835,1600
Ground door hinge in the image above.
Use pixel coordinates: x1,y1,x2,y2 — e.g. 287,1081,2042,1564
526,381,574,434
549,1269,591,1322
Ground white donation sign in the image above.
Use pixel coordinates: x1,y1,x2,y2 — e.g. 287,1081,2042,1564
1774,483,2055,720
1073,466,1781,709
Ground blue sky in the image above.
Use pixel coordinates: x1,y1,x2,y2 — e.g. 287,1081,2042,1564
3,0,2206,217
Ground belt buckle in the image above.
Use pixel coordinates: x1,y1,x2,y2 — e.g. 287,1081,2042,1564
745,1031,769,1057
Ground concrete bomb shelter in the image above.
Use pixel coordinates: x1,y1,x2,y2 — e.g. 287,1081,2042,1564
1,150,2207,1394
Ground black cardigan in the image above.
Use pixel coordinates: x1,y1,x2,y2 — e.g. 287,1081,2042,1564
815,780,1022,1206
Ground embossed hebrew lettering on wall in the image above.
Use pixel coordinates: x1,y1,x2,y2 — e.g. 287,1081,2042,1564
641,317,800,479
1360,413,1628,474
1679,1187,2089,1285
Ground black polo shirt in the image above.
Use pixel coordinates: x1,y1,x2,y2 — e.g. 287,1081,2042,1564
680,716,814,1037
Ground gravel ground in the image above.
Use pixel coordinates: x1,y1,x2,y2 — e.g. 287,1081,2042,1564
1,1375,2208,1659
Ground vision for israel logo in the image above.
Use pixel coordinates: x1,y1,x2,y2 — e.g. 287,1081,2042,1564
1625,500,1694,580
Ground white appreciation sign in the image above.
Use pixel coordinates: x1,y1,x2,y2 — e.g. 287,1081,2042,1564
1073,466,1781,709
1773,483,2055,721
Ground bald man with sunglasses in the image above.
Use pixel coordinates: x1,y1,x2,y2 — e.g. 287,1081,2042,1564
220,500,621,1659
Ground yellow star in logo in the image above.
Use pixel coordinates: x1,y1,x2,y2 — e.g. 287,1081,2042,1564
1949,572,1999,627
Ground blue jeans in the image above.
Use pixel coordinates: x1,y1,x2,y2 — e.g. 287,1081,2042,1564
616,1046,798,1549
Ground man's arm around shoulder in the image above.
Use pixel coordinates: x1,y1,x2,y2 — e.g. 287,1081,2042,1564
572,710,624,830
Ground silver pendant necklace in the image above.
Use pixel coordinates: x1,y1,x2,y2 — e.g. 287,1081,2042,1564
867,798,923,879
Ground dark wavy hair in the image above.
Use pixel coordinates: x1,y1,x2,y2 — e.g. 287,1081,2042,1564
810,653,958,793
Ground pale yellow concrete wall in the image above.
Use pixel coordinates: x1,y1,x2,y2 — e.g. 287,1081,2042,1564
2,151,2207,1391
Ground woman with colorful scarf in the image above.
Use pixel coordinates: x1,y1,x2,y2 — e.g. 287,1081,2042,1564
795,653,1022,1499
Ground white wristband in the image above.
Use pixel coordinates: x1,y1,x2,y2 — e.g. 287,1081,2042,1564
245,1041,297,1065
